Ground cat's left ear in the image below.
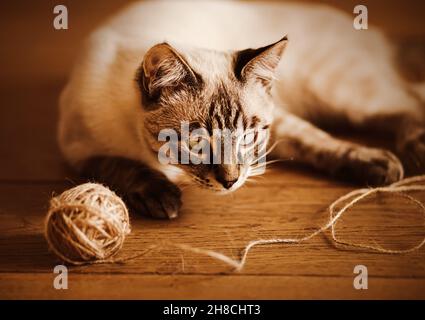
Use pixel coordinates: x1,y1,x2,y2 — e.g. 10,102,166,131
136,42,200,107
235,36,288,86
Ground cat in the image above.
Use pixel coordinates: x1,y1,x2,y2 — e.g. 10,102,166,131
58,0,425,219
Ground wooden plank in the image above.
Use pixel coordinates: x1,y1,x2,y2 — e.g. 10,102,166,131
1,176,424,277
1,273,424,299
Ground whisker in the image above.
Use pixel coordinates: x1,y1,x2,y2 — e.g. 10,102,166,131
247,156,294,177
248,139,285,166
249,171,266,177
251,158,292,169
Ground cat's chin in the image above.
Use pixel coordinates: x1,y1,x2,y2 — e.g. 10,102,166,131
202,181,245,195
214,188,237,195
188,180,240,195
178,170,248,194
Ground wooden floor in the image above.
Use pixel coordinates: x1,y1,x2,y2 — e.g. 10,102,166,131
1,1,425,299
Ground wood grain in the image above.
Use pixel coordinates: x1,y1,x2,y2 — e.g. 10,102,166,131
2,273,424,299
0,177,424,279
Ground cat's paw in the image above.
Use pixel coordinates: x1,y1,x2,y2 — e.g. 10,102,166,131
336,146,404,186
126,177,182,219
397,126,425,174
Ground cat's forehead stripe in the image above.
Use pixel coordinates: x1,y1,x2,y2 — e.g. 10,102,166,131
232,109,241,128
250,116,260,128
211,81,253,131
214,113,224,130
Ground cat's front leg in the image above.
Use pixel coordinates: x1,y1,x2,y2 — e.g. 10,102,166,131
81,156,182,219
271,111,404,185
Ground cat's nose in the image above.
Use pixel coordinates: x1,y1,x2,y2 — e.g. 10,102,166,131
222,179,237,189
214,164,239,189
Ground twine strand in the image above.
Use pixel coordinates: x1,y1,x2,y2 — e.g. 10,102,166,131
173,175,425,271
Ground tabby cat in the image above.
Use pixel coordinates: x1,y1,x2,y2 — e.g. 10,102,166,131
59,1,425,218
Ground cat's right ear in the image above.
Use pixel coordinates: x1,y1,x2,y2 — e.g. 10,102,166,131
234,36,288,87
136,43,200,104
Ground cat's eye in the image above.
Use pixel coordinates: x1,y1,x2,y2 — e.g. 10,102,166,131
189,135,207,148
188,128,210,150
239,131,258,148
187,129,210,163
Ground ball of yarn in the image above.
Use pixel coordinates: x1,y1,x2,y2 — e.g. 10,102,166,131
45,183,131,265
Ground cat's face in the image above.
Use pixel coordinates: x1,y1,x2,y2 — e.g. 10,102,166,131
137,38,287,193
